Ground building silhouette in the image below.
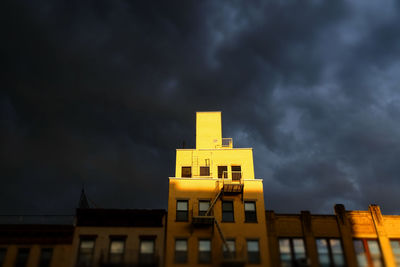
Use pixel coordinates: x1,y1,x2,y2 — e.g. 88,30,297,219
1,111,400,267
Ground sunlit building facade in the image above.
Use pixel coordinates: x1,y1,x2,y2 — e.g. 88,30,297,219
1,111,400,267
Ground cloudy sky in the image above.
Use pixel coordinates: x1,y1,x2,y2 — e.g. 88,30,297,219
2,0,400,215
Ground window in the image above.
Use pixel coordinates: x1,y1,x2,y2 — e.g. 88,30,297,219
200,166,210,176
39,248,53,267
353,239,383,267
279,238,306,267
247,240,260,264
181,167,191,178
175,239,188,263
176,200,188,221
218,166,228,178
390,240,400,267
0,248,7,267
199,201,210,216
198,239,211,263
244,201,257,222
231,166,241,180
139,238,155,265
15,248,30,267
316,238,345,267
222,201,234,222
222,240,236,259
109,238,125,264
77,238,95,267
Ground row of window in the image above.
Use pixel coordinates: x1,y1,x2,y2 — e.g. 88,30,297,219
0,247,52,267
181,165,242,179
174,238,260,264
176,200,257,222
77,236,156,267
278,238,400,267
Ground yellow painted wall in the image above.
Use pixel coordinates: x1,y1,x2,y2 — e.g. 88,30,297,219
196,112,222,149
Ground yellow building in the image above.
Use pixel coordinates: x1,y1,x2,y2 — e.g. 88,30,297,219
165,111,270,267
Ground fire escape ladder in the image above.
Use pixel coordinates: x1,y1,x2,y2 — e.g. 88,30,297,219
205,190,222,216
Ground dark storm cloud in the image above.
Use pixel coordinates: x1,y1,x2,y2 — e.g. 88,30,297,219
1,0,400,214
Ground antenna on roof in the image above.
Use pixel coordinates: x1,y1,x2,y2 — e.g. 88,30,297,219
78,185,90,209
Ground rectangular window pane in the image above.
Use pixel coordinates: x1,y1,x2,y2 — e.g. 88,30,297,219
0,248,6,267
78,239,95,266
222,201,234,222
39,248,53,267
140,240,155,254
244,201,257,222
15,248,30,267
390,240,400,267
317,239,330,267
367,240,383,267
223,240,236,259
231,166,241,180
181,167,191,177
175,239,187,263
139,239,156,265
354,239,368,267
198,240,211,263
176,200,188,221
279,238,292,266
293,238,306,260
247,240,260,264
218,166,228,178
199,201,210,216
109,239,125,264
330,239,345,266
200,166,210,176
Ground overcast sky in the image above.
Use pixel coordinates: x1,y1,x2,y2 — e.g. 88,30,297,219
2,0,400,215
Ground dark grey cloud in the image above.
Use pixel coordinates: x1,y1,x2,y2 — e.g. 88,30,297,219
1,0,400,214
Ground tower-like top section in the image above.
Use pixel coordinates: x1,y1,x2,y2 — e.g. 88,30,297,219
196,111,222,149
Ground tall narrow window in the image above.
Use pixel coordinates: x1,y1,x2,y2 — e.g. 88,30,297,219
390,240,400,267
353,239,383,267
316,238,345,267
200,166,210,176
77,238,95,267
244,201,257,222
279,238,307,267
15,248,30,267
109,238,125,264
199,201,210,216
222,201,234,222
198,239,211,263
247,240,260,264
39,248,53,267
176,200,188,221
139,238,155,265
181,167,191,178
175,239,188,263
0,248,7,267
231,166,241,180
218,166,228,178
222,240,236,259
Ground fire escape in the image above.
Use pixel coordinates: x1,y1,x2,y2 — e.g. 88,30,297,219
191,172,245,267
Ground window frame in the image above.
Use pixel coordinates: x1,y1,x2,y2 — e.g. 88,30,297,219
15,247,30,267
139,236,156,265
200,166,210,176
353,238,383,267
222,200,234,222
198,200,210,216
390,239,400,267
278,237,307,267
198,239,212,264
244,201,257,223
247,239,260,264
39,248,53,267
108,236,126,264
181,166,192,178
0,247,7,267
218,166,228,178
175,239,188,264
176,200,189,222
231,165,242,180
222,239,236,259
316,238,345,267
76,236,96,267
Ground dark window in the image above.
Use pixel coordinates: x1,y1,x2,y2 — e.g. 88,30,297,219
222,240,236,259
218,166,228,178
198,239,211,263
244,201,257,222
0,248,7,266
176,200,188,221
231,166,241,180
279,238,306,267
200,166,210,176
109,239,125,264
199,201,210,216
175,239,188,263
222,201,234,222
139,238,156,265
39,248,53,267
181,167,191,178
354,239,383,267
390,240,400,267
247,240,260,264
316,238,345,267
15,248,30,267
77,238,95,267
